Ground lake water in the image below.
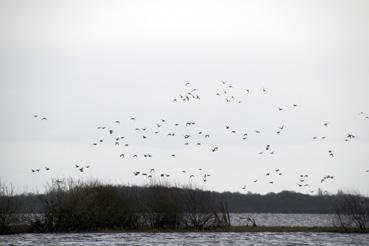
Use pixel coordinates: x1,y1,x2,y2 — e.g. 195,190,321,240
230,213,335,226
1,232,368,245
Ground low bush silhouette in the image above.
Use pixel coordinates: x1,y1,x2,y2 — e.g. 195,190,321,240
29,179,230,232
334,192,369,232
0,181,18,234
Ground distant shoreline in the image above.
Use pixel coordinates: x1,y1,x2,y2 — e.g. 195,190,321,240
6,225,368,235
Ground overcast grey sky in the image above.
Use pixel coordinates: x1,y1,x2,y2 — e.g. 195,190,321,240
0,0,368,195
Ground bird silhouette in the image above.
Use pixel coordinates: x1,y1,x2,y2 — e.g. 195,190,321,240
328,150,334,157
211,147,219,152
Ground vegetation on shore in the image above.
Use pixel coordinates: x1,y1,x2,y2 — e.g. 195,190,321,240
1,179,368,234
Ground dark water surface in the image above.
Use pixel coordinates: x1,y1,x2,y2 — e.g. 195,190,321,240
1,232,368,245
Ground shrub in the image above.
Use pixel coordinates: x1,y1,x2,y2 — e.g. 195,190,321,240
334,192,369,232
31,179,139,232
0,182,17,234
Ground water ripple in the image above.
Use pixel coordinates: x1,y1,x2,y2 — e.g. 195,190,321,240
1,232,368,246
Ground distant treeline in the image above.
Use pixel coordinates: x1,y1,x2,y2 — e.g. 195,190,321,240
9,186,340,214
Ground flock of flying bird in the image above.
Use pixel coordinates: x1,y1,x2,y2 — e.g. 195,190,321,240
30,81,369,194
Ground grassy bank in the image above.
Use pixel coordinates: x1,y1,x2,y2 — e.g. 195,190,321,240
6,224,368,234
